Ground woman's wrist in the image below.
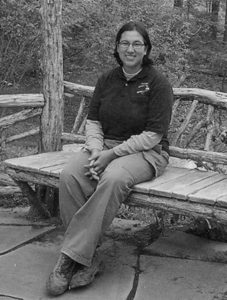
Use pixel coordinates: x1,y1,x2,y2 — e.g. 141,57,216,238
107,149,118,161
91,148,101,154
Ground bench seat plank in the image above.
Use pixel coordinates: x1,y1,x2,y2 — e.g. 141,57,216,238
132,166,193,193
172,173,226,203
5,151,75,172
189,179,227,203
147,170,220,200
4,152,75,173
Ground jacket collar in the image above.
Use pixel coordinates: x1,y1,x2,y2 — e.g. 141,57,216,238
116,65,151,82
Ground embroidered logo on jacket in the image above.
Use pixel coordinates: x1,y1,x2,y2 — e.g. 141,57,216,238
137,82,150,94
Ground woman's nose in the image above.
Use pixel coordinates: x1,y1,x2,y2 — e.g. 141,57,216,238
126,44,135,52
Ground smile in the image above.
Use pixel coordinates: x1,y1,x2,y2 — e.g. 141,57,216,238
125,55,136,59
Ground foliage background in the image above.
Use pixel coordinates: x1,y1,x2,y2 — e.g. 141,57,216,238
0,0,227,91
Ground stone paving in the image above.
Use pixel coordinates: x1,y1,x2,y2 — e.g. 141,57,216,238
1,207,227,300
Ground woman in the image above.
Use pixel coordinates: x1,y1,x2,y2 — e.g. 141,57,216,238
46,21,173,296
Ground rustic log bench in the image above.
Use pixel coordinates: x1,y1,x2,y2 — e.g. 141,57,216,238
2,83,227,225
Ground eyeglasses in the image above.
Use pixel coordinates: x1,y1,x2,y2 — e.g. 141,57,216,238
118,41,145,51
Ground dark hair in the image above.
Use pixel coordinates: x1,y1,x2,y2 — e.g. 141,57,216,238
113,21,153,66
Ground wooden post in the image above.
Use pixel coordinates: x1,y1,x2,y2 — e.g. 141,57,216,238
25,0,64,218
40,0,63,152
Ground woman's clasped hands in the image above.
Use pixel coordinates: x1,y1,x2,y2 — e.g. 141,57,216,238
85,148,117,180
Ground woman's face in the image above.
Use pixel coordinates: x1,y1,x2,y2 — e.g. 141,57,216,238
117,30,147,73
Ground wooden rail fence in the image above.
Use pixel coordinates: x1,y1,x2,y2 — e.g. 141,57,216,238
0,82,227,197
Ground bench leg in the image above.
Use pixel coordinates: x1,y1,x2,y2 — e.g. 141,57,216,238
35,185,58,216
42,186,59,217
15,180,51,219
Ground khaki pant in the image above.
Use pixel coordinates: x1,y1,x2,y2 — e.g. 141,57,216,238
60,143,168,267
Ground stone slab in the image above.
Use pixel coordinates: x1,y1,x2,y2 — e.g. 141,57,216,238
0,229,136,300
135,255,227,300
0,207,53,226
0,225,55,255
143,230,227,263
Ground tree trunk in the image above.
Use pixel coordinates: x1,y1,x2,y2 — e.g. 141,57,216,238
36,0,63,218
223,0,227,42
211,0,220,40
40,0,63,152
174,0,183,8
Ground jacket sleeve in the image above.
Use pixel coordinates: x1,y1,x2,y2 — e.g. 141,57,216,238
145,80,173,135
113,131,162,156
85,119,104,151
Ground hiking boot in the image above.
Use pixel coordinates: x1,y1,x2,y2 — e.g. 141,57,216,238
69,254,104,289
46,253,76,296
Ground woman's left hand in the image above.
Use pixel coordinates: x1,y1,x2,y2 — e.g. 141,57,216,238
91,149,117,175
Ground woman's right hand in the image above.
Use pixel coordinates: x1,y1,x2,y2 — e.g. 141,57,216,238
84,149,101,180
89,148,101,162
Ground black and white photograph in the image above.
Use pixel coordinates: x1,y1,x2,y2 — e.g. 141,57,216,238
0,0,227,299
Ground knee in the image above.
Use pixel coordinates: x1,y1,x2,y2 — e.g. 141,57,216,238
60,163,83,188
101,167,132,190
60,153,87,185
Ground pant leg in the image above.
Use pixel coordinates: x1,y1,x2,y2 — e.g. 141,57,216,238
61,152,155,267
59,150,97,228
